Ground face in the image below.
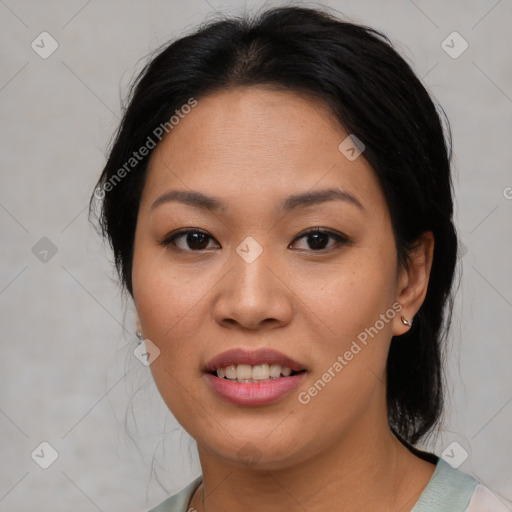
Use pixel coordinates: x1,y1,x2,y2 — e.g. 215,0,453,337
132,86,415,470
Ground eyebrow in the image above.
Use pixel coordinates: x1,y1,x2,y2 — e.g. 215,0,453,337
150,187,364,212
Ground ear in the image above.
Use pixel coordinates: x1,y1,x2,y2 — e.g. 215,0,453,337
393,231,434,336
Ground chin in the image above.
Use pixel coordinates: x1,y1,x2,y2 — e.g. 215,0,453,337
197,431,315,471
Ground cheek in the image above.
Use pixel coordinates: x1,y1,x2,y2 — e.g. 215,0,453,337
131,243,205,368
133,234,200,323
294,248,397,411
300,250,397,348
132,252,209,426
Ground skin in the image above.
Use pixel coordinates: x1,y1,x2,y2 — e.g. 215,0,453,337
132,86,436,512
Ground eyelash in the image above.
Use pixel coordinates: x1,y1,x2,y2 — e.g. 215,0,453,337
160,227,350,253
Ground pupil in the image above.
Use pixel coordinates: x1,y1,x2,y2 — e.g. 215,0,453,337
188,233,209,249
308,233,328,250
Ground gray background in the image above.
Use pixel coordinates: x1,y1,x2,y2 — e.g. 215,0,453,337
1,0,511,510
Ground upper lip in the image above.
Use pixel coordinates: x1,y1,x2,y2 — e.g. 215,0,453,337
204,348,306,373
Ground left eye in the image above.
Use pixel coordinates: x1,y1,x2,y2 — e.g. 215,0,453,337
290,228,348,251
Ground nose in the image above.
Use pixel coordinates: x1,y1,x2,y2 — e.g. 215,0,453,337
212,247,294,331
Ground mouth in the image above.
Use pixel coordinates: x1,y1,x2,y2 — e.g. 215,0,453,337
203,348,308,406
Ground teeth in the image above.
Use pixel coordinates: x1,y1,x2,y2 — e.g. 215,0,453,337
225,365,237,379
214,363,296,381
236,364,252,380
269,363,282,378
252,363,269,380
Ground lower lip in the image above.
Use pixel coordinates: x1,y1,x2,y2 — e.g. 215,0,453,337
204,372,307,406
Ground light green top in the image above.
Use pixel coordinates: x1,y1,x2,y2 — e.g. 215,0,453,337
146,457,504,512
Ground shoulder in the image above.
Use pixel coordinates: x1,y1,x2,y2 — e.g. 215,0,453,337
465,483,511,511
412,456,511,512
145,475,203,512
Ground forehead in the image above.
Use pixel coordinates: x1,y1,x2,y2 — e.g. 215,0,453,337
150,86,343,162
142,86,386,215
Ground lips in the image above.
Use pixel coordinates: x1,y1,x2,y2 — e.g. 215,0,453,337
204,371,307,406
203,347,306,374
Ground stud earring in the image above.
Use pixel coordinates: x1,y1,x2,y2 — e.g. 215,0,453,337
401,315,412,327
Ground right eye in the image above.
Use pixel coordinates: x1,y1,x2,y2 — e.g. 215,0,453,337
160,229,220,251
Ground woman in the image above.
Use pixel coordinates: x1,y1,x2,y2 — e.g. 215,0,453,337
89,6,510,512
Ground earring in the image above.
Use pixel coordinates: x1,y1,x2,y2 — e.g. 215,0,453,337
135,330,144,343
401,315,412,327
